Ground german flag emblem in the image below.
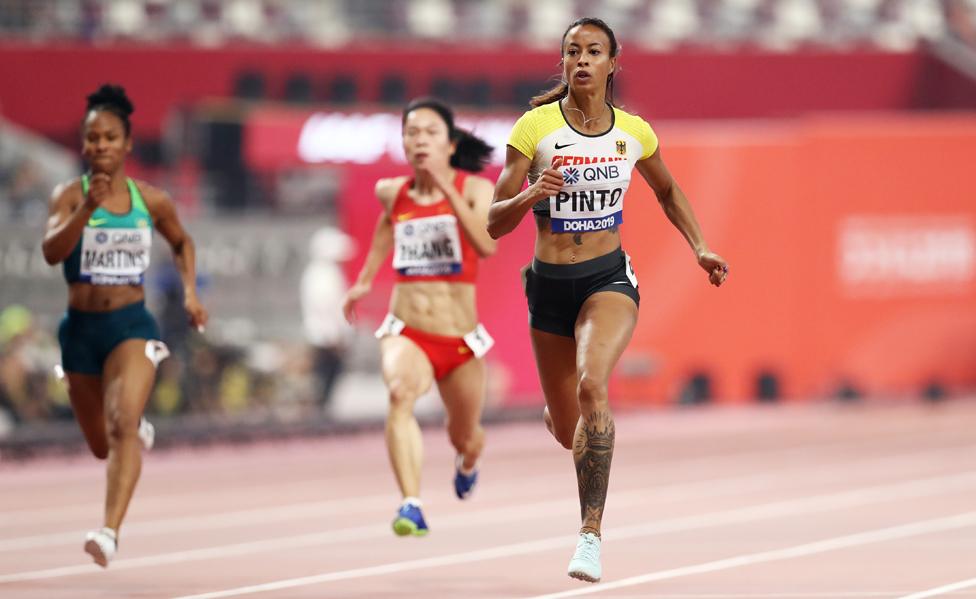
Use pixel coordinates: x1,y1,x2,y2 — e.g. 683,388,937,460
616,140,627,155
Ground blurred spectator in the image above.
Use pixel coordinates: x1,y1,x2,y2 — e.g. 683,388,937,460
947,0,976,45
0,304,68,424
0,117,77,225
3,159,48,222
300,226,355,410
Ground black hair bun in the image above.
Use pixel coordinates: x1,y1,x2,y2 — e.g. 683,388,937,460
86,84,134,117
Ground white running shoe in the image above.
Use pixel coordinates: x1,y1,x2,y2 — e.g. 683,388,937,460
138,417,155,451
567,531,602,582
84,527,117,568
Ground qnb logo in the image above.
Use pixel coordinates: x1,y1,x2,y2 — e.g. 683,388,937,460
417,222,449,235
583,165,620,182
111,232,143,244
563,167,580,185
95,232,109,244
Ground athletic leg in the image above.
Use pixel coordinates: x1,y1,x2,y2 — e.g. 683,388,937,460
380,335,434,500
101,339,157,533
530,329,579,449
65,373,108,460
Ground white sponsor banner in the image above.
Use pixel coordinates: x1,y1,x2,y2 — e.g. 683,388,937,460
297,112,515,165
838,216,975,295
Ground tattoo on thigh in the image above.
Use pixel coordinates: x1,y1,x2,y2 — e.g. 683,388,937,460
573,410,615,528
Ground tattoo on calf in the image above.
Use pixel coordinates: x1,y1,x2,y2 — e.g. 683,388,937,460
573,410,615,531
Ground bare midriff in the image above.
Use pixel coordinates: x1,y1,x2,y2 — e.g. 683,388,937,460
68,283,145,312
390,281,478,337
534,215,621,264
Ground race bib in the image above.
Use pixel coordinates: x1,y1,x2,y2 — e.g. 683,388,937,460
549,163,630,233
462,324,494,359
624,252,639,287
145,340,171,368
374,313,406,339
393,214,463,276
79,227,152,285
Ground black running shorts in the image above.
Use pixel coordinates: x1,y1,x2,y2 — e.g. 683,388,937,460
524,247,640,339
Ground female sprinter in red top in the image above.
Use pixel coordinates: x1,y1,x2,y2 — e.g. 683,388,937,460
343,98,497,535
488,18,729,582
42,84,207,566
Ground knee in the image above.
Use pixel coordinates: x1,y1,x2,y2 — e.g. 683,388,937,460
448,424,482,455
104,409,140,444
577,374,609,411
89,442,109,460
387,380,419,415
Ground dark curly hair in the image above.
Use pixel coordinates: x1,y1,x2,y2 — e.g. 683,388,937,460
85,83,135,136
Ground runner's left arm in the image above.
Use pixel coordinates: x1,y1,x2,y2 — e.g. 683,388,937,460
636,149,729,287
433,172,497,257
148,187,209,328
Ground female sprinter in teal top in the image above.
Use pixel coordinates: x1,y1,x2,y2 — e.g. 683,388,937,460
42,84,208,568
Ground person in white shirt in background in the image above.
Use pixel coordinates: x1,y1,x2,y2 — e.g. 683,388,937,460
301,226,356,410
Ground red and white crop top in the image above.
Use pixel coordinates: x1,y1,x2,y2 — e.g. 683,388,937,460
389,172,479,284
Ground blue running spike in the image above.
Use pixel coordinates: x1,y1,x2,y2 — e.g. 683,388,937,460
392,502,429,536
454,455,478,500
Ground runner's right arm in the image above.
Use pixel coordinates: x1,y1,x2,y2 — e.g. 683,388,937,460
488,150,562,239
342,179,398,322
42,179,102,265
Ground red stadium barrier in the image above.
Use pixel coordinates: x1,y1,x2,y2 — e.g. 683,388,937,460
333,114,976,405
617,114,976,403
2,42,963,139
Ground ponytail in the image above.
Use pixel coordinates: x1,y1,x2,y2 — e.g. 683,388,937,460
403,97,495,173
530,80,569,108
450,128,493,173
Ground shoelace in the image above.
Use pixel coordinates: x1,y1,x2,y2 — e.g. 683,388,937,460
575,534,600,562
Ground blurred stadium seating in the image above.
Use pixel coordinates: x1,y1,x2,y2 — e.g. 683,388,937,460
1,0,975,51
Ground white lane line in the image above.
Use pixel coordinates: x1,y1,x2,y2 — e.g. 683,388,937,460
560,594,910,598
0,494,392,552
524,511,976,599
4,466,976,584
4,436,973,550
896,577,976,598
156,471,976,599
2,433,973,565
173,509,976,599
3,422,966,526
0,462,808,582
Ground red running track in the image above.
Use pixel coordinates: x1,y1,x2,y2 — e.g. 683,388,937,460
2,401,976,599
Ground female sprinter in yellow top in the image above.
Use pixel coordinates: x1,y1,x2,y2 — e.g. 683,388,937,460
488,18,729,582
